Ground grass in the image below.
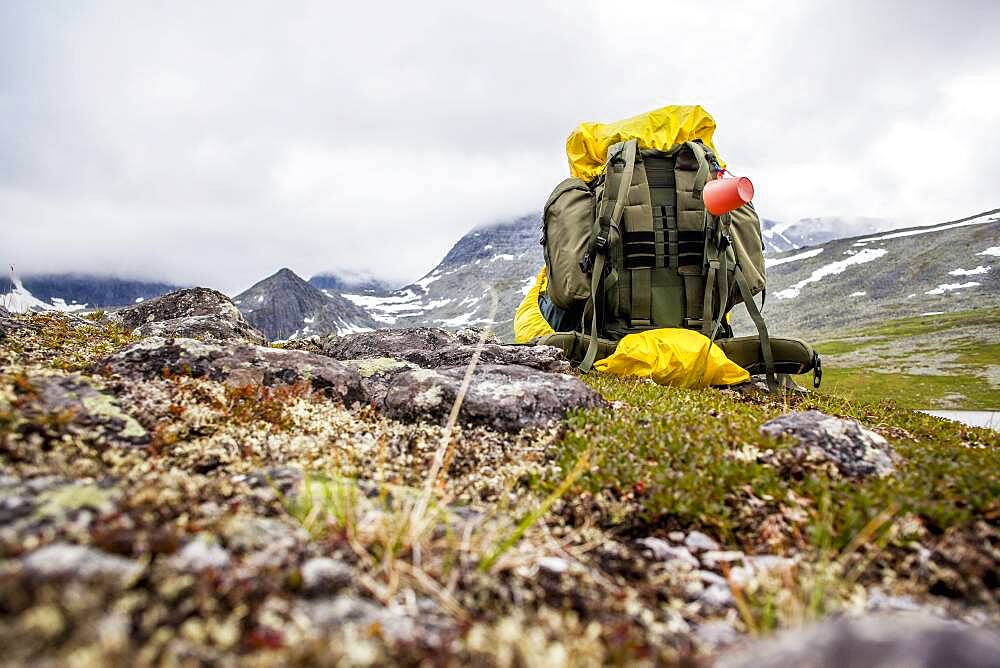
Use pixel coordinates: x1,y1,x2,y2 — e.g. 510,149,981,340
819,367,998,409
544,374,999,554
813,308,1000,409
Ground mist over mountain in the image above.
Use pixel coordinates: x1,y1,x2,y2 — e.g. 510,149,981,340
308,272,394,297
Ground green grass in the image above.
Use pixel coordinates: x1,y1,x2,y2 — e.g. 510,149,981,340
813,308,1000,410
819,367,999,409
814,338,884,356
543,374,999,554
857,307,1000,338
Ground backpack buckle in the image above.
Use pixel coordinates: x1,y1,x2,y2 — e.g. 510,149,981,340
579,255,593,274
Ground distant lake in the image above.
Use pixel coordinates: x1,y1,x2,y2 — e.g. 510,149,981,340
920,410,1000,431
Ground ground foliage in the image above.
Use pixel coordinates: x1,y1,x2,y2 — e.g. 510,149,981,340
0,311,997,665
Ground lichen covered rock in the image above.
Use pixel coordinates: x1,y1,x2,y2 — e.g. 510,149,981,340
96,337,365,405
760,409,895,477
115,287,266,345
6,373,148,445
322,327,569,372
382,364,606,431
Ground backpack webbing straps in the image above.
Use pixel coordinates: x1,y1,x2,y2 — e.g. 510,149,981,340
734,267,778,391
581,140,638,372
686,141,711,202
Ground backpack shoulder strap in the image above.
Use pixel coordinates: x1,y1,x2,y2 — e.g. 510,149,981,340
580,139,638,372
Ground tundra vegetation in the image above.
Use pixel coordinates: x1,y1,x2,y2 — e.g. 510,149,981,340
0,301,997,666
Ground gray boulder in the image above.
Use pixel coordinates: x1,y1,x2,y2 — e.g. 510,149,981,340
716,613,1000,668
382,364,605,431
9,373,148,445
760,410,895,478
96,337,365,405
23,542,143,586
115,287,266,345
322,327,569,372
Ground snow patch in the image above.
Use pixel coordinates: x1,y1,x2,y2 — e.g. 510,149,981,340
948,265,990,277
764,247,824,268
774,248,888,300
848,291,866,297
976,246,1000,257
134,297,145,303
489,253,515,263
855,212,997,245
921,311,945,316
925,282,980,295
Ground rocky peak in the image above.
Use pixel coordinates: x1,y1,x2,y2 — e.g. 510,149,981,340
234,268,376,342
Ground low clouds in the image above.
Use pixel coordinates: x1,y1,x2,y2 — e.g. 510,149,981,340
2,0,998,293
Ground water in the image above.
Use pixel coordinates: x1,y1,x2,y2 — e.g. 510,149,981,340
919,410,1000,431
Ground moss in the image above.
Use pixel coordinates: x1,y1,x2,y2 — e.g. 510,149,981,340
542,373,999,554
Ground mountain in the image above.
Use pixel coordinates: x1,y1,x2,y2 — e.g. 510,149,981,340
761,218,798,254
0,273,180,311
761,216,896,254
732,208,1000,337
338,214,543,339
234,268,377,341
309,271,394,296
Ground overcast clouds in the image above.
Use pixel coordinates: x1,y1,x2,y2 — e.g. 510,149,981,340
2,1,998,293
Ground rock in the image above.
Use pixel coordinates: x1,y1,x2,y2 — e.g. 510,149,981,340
301,557,353,595
23,542,142,585
0,477,119,536
684,531,720,552
454,327,501,345
696,620,741,648
322,327,569,373
636,538,699,567
728,555,795,586
0,306,25,339
8,373,148,445
537,556,571,574
96,337,365,405
115,287,266,345
700,550,745,569
342,357,421,402
698,582,734,609
382,364,606,432
134,315,265,346
715,613,1000,668
697,570,729,587
667,531,685,543
760,410,895,478
171,536,231,572
221,516,308,569
303,594,454,647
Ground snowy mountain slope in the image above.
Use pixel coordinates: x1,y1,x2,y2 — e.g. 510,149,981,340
233,268,377,341
339,214,543,339
0,274,179,312
731,208,1000,337
760,216,897,254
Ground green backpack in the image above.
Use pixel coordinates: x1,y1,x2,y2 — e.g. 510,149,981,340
541,138,818,389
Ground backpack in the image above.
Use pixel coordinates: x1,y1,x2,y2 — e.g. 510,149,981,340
542,138,784,387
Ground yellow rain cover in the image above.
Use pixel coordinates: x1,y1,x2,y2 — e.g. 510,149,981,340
594,328,749,388
513,266,555,343
566,104,725,182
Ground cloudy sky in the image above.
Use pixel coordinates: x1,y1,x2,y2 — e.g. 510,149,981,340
2,1,998,293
